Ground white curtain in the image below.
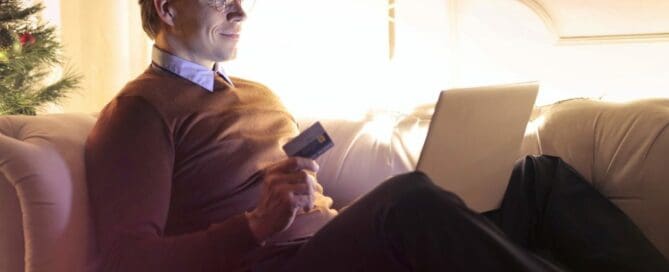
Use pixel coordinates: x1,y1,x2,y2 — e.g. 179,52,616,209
38,0,151,113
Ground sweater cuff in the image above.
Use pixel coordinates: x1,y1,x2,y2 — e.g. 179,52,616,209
207,214,263,270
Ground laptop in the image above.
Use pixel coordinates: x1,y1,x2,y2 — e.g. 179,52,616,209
416,82,539,213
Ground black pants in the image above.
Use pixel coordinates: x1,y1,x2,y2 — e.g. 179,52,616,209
273,156,668,271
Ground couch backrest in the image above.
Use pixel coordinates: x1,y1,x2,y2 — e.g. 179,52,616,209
299,117,415,209
1,99,668,271
0,114,97,272
312,99,669,259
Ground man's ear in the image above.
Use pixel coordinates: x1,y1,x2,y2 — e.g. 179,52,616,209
153,0,176,27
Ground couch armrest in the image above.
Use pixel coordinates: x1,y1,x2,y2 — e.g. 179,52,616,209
0,114,96,272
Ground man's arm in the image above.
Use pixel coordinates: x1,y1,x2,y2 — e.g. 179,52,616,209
85,96,259,272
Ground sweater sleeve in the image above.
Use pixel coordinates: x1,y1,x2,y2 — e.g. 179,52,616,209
85,96,260,272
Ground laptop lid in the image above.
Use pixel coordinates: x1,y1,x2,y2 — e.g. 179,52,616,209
416,82,539,213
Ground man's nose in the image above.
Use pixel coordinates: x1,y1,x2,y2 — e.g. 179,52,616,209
227,1,247,22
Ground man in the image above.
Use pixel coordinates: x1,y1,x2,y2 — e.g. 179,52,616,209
85,0,669,271
87,0,337,269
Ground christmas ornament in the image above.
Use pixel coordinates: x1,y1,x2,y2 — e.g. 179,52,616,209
12,39,21,53
19,32,36,46
0,50,8,62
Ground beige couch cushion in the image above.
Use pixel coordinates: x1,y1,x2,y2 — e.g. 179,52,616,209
521,98,669,258
0,114,96,272
299,118,414,209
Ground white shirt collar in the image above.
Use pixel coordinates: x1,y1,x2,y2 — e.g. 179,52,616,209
151,46,234,92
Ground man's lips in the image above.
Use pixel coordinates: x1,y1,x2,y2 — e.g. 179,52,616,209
220,33,240,39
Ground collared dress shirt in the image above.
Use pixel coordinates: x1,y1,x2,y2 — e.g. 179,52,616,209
151,46,235,91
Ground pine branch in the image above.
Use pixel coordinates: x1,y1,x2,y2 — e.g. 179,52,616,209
0,2,42,23
34,70,80,104
21,27,61,65
0,0,80,115
0,89,36,115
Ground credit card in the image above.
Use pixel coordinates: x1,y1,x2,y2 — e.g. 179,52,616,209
283,121,334,159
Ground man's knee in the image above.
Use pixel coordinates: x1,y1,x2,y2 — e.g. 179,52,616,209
378,171,465,209
380,171,433,190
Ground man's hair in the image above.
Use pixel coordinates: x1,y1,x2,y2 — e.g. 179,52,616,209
138,0,161,39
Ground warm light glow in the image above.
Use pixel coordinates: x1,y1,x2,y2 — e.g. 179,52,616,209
603,85,669,103
36,0,60,25
227,0,390,120
360,113,399,145
398,120,429,165
525,115,546,136
40,0,669,114
226,0,453,121
34,0,65,114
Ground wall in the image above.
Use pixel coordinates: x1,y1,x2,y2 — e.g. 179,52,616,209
451,0,669,105
231,0,669,116
34,0,669,114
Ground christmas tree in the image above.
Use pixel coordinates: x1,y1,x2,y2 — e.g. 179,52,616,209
0,0,79,115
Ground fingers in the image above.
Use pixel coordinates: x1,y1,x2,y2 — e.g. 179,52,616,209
266,171,316,212
292,192,315,213
270,183,314,214
265,170,315,188
314,181,324,194
268,157,319,173
313,192,333,209
248,157,323,239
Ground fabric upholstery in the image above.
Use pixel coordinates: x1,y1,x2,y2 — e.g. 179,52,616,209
520,99,669,258
0,99,668,272
0,114,96,272
298,117,414,209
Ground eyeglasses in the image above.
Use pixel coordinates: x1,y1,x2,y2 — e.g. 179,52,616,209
207,0,256,13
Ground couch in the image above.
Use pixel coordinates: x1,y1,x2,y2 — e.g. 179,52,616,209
1,98,668,272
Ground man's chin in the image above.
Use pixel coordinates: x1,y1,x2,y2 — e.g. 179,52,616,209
218,49,238,62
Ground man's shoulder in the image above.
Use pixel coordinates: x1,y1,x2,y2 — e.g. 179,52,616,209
107,67,194,120
120,67,189,97
116,67,201,110
230,77,272,92
229,77,283,102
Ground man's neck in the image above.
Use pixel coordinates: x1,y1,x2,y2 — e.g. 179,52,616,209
154,34,215,68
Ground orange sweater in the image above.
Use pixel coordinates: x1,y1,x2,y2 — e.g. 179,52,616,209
85,66,299,271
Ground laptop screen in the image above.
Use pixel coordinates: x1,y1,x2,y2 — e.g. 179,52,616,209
416,83,539,212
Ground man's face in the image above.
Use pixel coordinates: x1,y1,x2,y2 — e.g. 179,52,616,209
171,0,246,64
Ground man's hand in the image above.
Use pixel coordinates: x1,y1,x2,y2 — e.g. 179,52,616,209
245,157,320,243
